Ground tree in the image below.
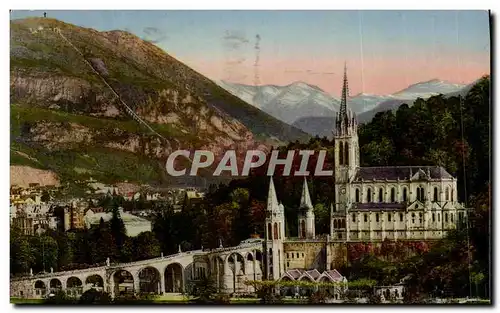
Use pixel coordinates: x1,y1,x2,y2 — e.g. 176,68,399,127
133,231,161,260
53,232,74,270
255,284,283,304
231,188,251,243
10,226,34,275
313,203,329,235
79,289,112,304
44,290,72,304
367,293,382,304
30,235,59,273
188,275,219,304
119,237,135,263
109,204,127,251
309,289,329,304
41,190,51,202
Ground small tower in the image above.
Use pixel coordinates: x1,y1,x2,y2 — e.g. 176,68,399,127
298,177,316,239
264,177,285,280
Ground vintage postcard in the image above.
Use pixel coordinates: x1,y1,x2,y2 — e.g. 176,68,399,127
9,10,491,305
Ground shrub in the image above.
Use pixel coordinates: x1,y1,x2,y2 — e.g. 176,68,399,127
79,289,112,304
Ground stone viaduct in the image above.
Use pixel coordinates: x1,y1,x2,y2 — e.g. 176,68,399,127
10,239,264,299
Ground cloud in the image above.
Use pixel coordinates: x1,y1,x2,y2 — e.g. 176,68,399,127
223,30,249,43
225,57,246,65
142,26,168,44
284,69,336,76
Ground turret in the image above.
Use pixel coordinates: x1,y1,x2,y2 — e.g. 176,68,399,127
298,177,315,239
264,177,285,280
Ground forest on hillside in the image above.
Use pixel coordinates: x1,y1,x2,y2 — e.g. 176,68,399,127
10,76,490,299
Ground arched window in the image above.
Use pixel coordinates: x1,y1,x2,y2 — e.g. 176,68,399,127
446,187,450,201
334,220,338,228
367,188,372,202
419,213,423,223
279,222,282,239
342,220,346,228
301,220,306,238
364,214,368,222
345,142,349,166
433,187,438,202
438,213,440,222
273,222,278,240
339,142,344,166
403,188,408,202
416,187,425,202
267,223,272,240
399,213,403,222
445,213,448,222
391,188,395,202
412,213,415,223
355,189,360,203
432,213,435,222
451,213,454,222
376,213,379,222
388,213,392,222
352,213,356,222
379,188,384,202
451,189,454,202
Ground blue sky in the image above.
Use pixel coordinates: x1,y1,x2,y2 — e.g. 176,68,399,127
10,10,491,95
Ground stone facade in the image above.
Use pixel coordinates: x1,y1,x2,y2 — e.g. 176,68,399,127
261,65,470,285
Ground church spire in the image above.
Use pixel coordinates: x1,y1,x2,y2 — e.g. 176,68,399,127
340,62,349,119
267,176,279,211
300,177,313,210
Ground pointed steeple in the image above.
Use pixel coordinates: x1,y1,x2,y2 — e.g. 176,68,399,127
300,177,313,210
267,177,279,211
340,62,349,119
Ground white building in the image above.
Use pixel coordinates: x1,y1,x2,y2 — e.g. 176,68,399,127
84,208,152,237
330,64,469,241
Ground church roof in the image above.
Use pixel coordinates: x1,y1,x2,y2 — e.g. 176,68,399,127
324,269,344,282
353,203,406,211
285,269,305,279
353,166,453,181
281,269,345,282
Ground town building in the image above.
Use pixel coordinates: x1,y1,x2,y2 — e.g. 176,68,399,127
84,207,152,236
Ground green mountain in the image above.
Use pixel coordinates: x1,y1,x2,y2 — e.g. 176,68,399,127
10,17,309,187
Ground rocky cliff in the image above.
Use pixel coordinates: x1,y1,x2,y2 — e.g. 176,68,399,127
10,18,309,187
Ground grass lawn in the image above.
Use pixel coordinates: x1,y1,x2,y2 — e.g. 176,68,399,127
10,295,307,305
10,298,44,304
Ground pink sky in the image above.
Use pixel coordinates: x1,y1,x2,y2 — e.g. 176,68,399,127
181,53,490,96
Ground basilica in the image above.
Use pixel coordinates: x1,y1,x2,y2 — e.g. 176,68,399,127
263,65,470,281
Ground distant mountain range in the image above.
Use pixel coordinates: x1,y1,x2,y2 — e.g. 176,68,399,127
217,80,340,125
218,79,473,138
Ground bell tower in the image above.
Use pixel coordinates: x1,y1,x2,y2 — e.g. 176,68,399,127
333,63,359,213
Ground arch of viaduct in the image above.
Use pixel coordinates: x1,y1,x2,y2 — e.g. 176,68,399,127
10,241,264,299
